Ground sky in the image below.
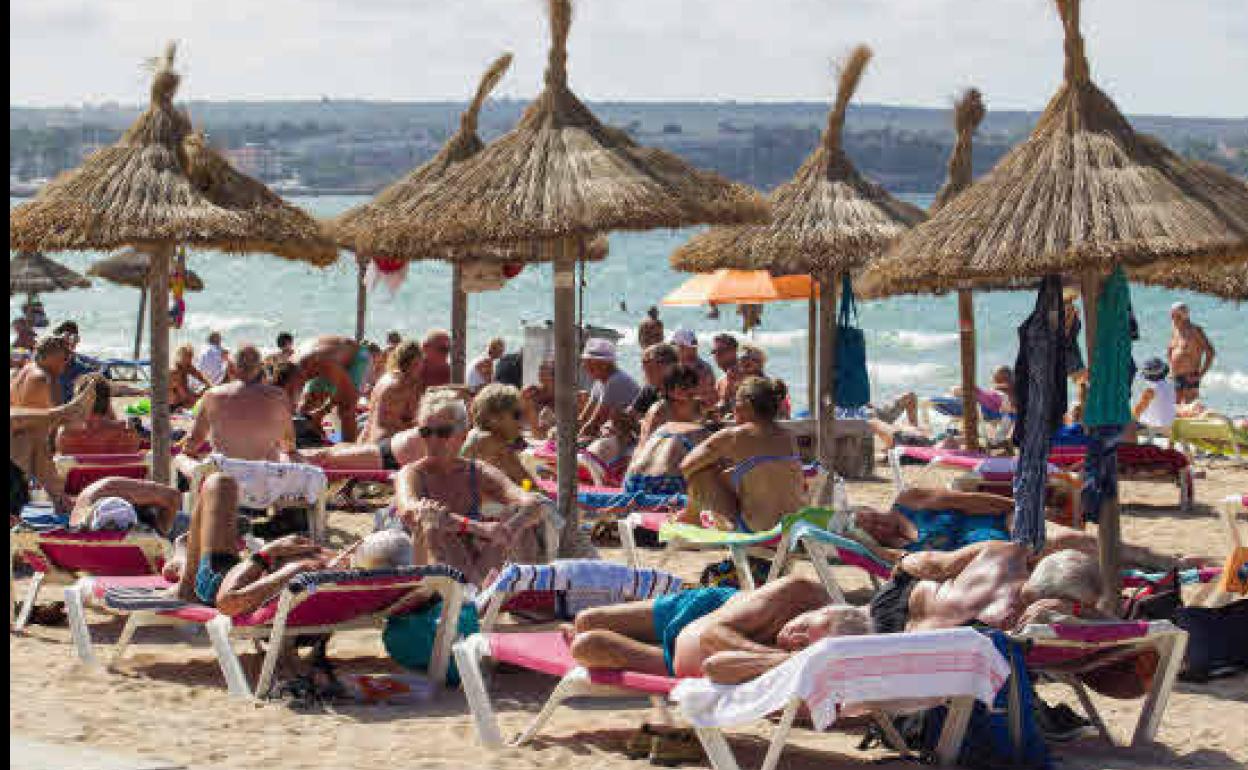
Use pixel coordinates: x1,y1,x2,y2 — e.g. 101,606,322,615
9,0,1248,117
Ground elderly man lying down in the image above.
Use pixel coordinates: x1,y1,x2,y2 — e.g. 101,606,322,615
570,544,1108,686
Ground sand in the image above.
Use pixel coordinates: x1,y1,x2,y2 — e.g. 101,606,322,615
10,458,1247,770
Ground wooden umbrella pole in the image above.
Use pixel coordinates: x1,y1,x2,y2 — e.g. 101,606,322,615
354,257,367,342
451,263,468,383
149,243,173,484
553,237,580,555
1080,270,1122,609
957,289,980,451
134,285,147,361
817,271,840,484
807,287,817,418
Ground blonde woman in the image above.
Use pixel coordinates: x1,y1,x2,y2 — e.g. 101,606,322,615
462,383,535,487
170,344,210,410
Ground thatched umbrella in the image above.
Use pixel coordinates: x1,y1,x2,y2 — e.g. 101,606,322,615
859,89,987,449
670,45,926,474
1130,260,1247,302
87,247,206,359
869,0,1248,611
369,0,769,552
9,250,92,297
9,43,336,483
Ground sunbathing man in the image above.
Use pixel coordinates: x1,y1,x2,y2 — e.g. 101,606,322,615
360,340,425,444
55,377,142,456
291,335,371,442
680,377,805,533
178,345,296,462
619,365,710,497
395,390,546,584
68,476,181,536
569,575,868,681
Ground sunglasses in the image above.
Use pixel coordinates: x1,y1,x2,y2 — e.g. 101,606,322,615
419,424,457,439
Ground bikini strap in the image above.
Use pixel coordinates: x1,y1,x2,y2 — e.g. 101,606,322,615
467,460,481,520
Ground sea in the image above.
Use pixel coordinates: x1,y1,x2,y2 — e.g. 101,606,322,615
10,194,1247,416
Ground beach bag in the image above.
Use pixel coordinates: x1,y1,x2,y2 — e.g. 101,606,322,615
1174,599,1248,682
834,274,871,409
383,598,480,686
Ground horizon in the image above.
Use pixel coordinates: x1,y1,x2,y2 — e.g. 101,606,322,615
10,0,1248,118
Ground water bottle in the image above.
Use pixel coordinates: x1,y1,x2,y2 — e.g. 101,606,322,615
830,476,851,533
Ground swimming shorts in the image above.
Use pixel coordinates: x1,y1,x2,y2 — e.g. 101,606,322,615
896,504,1008,553
195,551,241,605
869,570,917,634
1173,373,1201,392
651,587,736,675
622,474,687,497
378,435,401,471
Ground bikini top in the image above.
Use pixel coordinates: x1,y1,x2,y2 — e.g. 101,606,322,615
416,460,482,520
728,453,802,492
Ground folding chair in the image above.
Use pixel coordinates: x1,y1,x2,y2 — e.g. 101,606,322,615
69,565,467,699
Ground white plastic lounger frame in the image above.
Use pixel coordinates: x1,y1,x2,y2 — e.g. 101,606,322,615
1012,620,1188,747
174,454,329,543
618,512,769,590
765,528,883,605
66,571,464,699
1223,494,1246,551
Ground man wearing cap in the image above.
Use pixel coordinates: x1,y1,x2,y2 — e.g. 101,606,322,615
671,329,718,409
51,320,100,403
1131,357,1177,439
68,476,181,536
578,338,640,440
1167,303,1215,404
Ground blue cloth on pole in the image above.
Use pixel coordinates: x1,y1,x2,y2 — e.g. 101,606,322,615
1084,267,1135,429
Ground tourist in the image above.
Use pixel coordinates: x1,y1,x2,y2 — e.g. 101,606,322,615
578,338,640,440
1167,302,1216,404
520,357,557,438
462,383,536,487
170,344,211,410
710,333,741,413
360,340,425,443
11,317,37,353
56,377,142,456
381,330,403,370
394,390,545,584
10,370,100,511
638,306,665,349
179,345,295,461
734,344,789,419
268,362,329,448
680,376,805,533
670,328,718,408
196,331,230,386
620,365,710,497
1132,356,1178,436
11,335,71,410
632,343,679,443
67,476,181,536
264,331,295,371
420,329,453,387
51,321,98,403
290,335,371,443
467,337,505,393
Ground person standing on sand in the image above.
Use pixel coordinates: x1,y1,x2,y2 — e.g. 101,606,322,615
1167,302,1216,405
421,329,453,387
638,306,665,349
289,335,371,443
197,331,230,386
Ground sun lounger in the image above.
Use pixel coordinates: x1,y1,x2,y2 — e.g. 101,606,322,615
456,623,1009,768
1048,443,1194,512
921,395,1014,447
11,527,169,632
1013,620,1188,746
174,454,328,542
66,565,467,699
1170,415,1247,461
618,514,786,589
54,452,152,496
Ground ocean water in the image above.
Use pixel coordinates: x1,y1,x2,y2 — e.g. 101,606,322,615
10,194,1247,415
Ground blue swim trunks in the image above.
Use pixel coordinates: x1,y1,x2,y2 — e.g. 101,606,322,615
195,552,240,605
651,587,736,675
623,474,687,497
896,505,1008,552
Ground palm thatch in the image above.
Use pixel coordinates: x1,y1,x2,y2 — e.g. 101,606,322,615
86,247,205,291
669,45,925,276
9,251,92,296
355,0,769,252
9,42,336,266
1129,257,1247,302
871,0,1248,292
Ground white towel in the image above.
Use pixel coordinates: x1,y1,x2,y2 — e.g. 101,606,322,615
671,627,1010,731
209,455,327,509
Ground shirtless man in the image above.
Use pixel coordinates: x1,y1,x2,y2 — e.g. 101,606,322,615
1167,302,1216,404
360,340,424,444
420,329,453,388
10,370,99,511
569,575,869,682
11,335,70,410
68,476,180,536
291,335,371,442
178,345,295,462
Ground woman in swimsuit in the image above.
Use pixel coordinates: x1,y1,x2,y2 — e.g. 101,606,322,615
169,344,211,410
462,383,535,487
55,377,142,456
394,390,546,584
620,365,709,497
679,377,805,533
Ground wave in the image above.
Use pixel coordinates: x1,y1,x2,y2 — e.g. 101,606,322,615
1203,370,1248,394
180,313,274,334
870,361,948,387
879,330,959,350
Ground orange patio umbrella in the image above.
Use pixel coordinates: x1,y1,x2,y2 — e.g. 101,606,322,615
662,269,817,306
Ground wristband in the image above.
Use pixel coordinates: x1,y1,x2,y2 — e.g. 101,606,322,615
458,516,469,535
250,551,271,573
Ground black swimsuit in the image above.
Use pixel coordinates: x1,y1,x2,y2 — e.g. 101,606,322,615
378,435,401,471
869,570,918,634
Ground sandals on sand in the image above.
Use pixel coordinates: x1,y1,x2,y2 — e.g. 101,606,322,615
625,724,705,766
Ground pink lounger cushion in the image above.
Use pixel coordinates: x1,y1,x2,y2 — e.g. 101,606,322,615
536,479,626,498
64,465,149,496
19,530,164,575
87,575,172,598
487,631,677,695
323,469,396,483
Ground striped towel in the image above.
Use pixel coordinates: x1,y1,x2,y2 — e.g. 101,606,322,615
475,560,683,613
101,586,193,612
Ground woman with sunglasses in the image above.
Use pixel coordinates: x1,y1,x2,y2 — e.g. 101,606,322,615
396,390,546,584
618,365,711,499
462,383,535,488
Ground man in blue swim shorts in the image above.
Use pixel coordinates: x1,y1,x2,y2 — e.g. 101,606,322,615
567,576,871,682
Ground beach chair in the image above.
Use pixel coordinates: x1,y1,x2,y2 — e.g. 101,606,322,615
174,454,329,542
10,527,169,632
1046,443,1194,513
920,395,1013,448
53,452,152,496
1170,415,1247,461
66,565,467,699
456,622,1008,768
1012,620,1188,746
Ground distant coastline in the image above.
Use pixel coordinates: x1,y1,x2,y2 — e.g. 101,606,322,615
8,186,375,198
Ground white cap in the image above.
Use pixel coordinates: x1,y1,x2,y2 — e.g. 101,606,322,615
672,328,698,347
1170,301,1188,314
90,497,137,531
581,338,617,362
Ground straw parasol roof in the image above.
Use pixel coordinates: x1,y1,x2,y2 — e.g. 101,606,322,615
87,247,205,291
9,251,91,296
359,0,769,252
669,45,926,276
869,0,1248,292
9,43,336,266
1129,259,1247,302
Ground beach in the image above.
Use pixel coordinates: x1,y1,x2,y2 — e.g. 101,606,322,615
11,459,1247,770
